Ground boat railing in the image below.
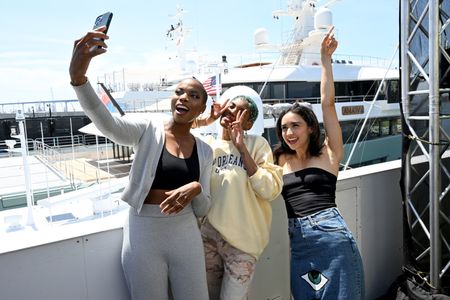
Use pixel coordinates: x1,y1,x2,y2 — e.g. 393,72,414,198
33,140,68,182
33,134,107,149
262,94,377,106
0,135,130,211
33,135,130,184
0,99,81,115
0,138,34,157
289,51,397,68
330,53,397,68
35,135,83,148
0,135,107,155
229,51,397,69
0,111,133,211
276,26,398,68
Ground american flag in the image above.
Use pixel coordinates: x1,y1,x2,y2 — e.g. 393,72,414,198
99,89,111,105
202,75,221,96
97,86,115,112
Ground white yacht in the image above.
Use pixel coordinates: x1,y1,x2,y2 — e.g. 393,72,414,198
218,0,401,169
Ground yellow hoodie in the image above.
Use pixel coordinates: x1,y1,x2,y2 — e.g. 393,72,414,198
204,134,283,258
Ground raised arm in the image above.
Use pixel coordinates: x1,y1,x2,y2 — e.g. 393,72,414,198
69,27,146,146
321,26,343,161
69,26,109,86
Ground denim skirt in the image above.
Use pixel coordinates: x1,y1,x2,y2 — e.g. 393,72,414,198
288,207,365,300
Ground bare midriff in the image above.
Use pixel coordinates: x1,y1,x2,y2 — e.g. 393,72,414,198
144,189,170,205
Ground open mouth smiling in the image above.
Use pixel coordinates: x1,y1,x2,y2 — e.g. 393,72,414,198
286,137,298,145
175,104,189,115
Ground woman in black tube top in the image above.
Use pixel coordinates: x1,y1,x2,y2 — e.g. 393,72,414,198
273,26,364,300
69,26,212,300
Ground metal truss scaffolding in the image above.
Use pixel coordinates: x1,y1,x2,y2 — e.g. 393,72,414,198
401,0,450,294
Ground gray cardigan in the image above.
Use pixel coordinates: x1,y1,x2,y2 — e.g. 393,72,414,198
73,81,213,215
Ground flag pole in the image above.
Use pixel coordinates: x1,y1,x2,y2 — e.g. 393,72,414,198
214,72,222,136
215,73,221,102
98,82,126,116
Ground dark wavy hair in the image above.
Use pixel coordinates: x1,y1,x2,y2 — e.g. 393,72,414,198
273,102,323,164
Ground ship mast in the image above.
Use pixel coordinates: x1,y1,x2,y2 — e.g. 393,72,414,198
272,0,336,66
166,6,190,75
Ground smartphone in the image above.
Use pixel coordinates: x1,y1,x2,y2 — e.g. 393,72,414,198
91,12,113,51
93,12,113,32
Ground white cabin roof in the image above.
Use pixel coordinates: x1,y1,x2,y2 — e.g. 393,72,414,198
222,63,399,83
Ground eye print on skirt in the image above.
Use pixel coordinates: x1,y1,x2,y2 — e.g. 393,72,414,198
301,270,329,291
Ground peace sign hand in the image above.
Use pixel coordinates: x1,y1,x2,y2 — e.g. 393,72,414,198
229,109,249,151
210,98,230,121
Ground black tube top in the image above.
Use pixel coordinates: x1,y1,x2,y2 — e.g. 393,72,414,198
281,167,337,218
151,143,199,190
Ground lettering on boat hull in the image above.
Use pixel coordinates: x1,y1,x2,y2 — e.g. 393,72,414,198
342,105,364,115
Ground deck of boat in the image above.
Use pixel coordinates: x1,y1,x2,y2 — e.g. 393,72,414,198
1,154,431,299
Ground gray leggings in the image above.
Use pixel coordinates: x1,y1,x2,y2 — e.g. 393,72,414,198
121,204,208,300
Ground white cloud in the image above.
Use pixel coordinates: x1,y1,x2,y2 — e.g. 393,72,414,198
0,67,74,103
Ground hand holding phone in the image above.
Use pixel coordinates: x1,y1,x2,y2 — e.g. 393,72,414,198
91,12,113,51
69,12,114,85
93,12,113,32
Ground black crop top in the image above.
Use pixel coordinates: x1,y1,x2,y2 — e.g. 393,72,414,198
281,167,337,218
151,143,200,190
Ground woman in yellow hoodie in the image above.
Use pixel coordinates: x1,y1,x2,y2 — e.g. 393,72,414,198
194,93,283,299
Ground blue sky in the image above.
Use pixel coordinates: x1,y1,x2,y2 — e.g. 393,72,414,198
0,0,399,103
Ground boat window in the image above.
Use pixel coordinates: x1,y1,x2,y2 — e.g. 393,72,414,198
390,118,402,134
271,83,286,99
349,81,377,100
335,82,352,98
256,84,270,99
380,120,390,136
368,121,381,138
332,80,385,101
248,84,258,91
287,82,320,99
263,128,279,148
386,80,400,103
341,122,357,143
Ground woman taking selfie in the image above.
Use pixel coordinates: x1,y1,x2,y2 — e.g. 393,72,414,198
69,26,212,300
